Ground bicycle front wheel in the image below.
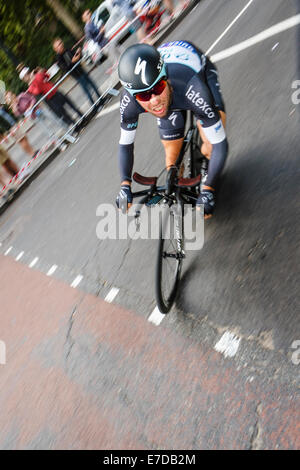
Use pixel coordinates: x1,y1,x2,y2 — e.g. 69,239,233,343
155,204,185,313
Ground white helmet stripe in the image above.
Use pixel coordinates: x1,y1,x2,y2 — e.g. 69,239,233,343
134,57,149,86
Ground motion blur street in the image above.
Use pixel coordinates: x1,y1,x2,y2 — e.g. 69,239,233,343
0,0,299,450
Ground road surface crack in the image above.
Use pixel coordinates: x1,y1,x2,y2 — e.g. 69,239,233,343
64,305,77,363
249,403,263,450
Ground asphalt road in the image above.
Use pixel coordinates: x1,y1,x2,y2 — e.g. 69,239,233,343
0,0,299,450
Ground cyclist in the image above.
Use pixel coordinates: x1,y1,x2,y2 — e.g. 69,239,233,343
116,41,228,217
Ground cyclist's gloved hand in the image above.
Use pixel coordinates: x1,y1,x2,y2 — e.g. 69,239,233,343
166,166,178,195
116,184,133,213
196,190,215,216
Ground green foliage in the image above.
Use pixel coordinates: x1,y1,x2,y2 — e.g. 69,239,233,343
0,0,103,94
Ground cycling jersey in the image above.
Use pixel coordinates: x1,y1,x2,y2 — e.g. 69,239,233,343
118,40,228,187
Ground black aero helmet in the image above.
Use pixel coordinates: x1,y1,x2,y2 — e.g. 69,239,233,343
118,43,167,95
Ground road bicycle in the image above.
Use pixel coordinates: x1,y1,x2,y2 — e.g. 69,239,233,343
119,110,207,313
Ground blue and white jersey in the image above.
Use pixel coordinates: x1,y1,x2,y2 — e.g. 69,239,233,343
157,41,204,73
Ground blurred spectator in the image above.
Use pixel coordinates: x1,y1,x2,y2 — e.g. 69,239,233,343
0,104,38,159
53,38,102,107
19,67,84,130
112,0,147,42
0,142,20,190
5,90,59,141
82,9,121,72
82,9,109,49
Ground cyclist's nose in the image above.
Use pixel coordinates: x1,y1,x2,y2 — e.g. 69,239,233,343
149,94,161,105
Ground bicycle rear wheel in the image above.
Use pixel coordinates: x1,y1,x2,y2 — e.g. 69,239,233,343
155,203,185,313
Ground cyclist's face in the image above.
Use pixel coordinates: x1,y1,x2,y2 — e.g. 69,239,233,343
136,82,171,118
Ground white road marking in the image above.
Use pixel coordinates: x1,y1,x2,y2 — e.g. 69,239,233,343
105,287,120,303
29,257,39,268
70,275,83,288
47,264,58,276
206,0,255,55
214,331,241,358
271,42,279,51
4,246,12,256
148,307,166,326
211,14,300,62
15,251,24,261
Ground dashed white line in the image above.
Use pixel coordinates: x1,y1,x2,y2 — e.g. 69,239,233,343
214,331,241,358
70,275,83,288
29,257,39,268
148,307,166,326
105,287,120,303
15,251,24,261
206,0,255,55
47,264,58,276
4,246,13,256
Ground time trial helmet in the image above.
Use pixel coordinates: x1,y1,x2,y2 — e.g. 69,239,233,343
118,43,167,96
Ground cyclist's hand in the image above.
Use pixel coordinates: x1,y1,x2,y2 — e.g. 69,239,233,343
116,184,133,213
166,165,178,195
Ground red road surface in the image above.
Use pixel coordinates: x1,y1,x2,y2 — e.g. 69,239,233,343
0,255,298,449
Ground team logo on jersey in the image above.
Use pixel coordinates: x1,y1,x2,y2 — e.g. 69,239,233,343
134,57,149,86
214,123,222,133
120,94,131,123
186,85,215,119
168,112,178,127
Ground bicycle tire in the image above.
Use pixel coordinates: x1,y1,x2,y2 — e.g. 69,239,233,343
155,203,184,313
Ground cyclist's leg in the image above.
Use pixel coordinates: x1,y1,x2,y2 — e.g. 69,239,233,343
157,110,186,168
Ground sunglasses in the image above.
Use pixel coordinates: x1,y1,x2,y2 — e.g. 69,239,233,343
134,79,167,102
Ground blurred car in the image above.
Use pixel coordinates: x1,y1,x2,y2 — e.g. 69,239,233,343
83,0,164,65
91,0,147,44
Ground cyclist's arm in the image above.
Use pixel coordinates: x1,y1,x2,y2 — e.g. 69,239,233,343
161,137,184,169
118,129,136,184
118,92,141,184
186,75,228,188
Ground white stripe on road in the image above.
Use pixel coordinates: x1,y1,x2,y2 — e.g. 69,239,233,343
214,331,241,358
206,0,255,55
47,264,58,276
4,246,12,256
15,251,24,261
105,287,120,303
148,307,166,326
29,257,39,268
70,275,83,288
211,14,300,62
